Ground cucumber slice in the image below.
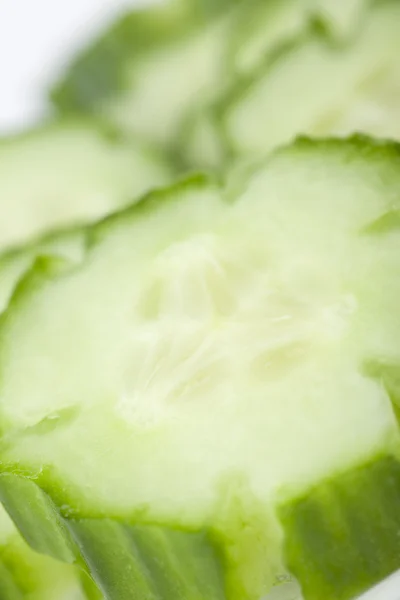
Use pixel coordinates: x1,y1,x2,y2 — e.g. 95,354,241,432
228,0,369,77
0,138,400,599
51,1,241,152
222,0,400,161
0,121,171,253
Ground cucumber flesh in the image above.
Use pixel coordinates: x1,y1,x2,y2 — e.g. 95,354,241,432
0,139,400,599
0,121,171,252
0,229,85,313
228,0,311,76
223,1,400,160
228,0,368,77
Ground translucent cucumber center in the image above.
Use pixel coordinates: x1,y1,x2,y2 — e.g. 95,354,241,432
118,229,358,428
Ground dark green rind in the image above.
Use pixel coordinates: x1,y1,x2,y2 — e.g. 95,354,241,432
280,455,400,600
0,475,227,600
70,520,226,600
4,455,400,600
70,519,159,600
0,475,76,564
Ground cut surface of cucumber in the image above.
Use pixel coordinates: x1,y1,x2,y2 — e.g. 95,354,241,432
0,138,400,599
222,0,400,160
187,0,400,168
228,0,368,77
51,0,241,151
0,121,171,252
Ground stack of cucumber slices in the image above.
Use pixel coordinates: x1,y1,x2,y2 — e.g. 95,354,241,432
2,1,400,599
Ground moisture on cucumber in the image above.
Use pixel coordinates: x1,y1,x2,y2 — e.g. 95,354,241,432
0,120,171,253
0,137,400,600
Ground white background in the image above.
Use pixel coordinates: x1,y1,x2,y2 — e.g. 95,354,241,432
0,1,399,599
0,0,146,133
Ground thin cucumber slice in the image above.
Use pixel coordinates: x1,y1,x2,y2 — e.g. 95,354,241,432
0,138,400,599
51,1,241,152
0,120,171,253
222,0,400,160
228,0,369,77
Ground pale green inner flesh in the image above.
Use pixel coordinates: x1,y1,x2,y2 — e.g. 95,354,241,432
105,16,231,146
231,0,310,75
228,2,400,157
231,0,366,75
0,231,86,312
0,150,399,524
0,124,170,251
